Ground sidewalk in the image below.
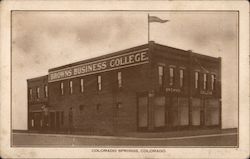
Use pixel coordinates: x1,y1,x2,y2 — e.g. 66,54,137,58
13,128,237,138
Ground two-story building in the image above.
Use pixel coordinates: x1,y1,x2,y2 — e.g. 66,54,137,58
27,41,221,135
27,75,49,130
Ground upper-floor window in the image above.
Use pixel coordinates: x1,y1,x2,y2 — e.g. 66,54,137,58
29,88,32,100
80,78,84,93
203,73,207,90
180,69,184,88
97,75,102,91
195,71,199,89
169,67,174,86
60,82,64,95
158,66,164,87
44,85,48,97
211,74,216,90
36,87,40,98
118,72,122,88
69,80,73,94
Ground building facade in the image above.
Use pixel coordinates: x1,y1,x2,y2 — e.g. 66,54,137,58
27,75,48,130
27,41,221,134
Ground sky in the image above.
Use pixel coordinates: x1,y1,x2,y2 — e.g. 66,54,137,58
12,11,238,130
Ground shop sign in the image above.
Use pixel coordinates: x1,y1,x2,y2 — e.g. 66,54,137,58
200,90,213,95
166,87,181,93
48,49,149,82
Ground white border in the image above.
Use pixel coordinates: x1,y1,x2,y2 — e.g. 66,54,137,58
0,1,249,159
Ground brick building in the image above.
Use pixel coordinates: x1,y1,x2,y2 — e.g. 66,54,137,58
27,41,221,134
27,75,48,130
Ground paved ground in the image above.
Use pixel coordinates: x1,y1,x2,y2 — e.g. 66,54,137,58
12,128,238,147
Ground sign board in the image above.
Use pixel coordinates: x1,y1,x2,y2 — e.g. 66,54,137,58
200,90,213,95
166,87,181,93
48,49,149,82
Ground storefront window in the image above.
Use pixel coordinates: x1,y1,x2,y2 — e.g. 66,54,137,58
205,99,220,125
179,97,189,126
191,98,201,125
138,96,148,128
172,97,179,126
169,97,189,126
154,96,165,127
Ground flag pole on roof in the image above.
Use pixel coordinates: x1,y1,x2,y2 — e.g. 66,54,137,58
148,14,170,42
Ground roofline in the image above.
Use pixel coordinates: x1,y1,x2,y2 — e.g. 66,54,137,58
153,42,221,62
49,41,221,72
49,43,149,72
27,75,48,82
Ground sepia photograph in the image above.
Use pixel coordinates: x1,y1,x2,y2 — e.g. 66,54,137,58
0,1,249,158
11,11,238,147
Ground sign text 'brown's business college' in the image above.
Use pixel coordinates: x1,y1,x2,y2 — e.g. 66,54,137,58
48,49,149,82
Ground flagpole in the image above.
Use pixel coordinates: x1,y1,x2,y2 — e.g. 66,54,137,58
148,13,150,43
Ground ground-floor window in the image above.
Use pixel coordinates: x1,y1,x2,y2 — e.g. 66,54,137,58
191,98,201,126
154,96,165,127
171,97,189,126
205,99,220,126
138,96,148,128
178,97,189,126
191,98,220,126
137,94,220,131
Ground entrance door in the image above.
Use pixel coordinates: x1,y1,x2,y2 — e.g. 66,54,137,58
137,96,148,130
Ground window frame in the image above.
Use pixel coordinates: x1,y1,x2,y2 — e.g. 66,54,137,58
169,67,175,86
60,82,64,95
69,80,73,94
203,73,207,90
44,85,48,97
195,71,199,89
179,69,184,88
211,74,216,90
158,65,164,87
29,88,33,100
97,75,102,91
118,72,122,88
36,87,40,99
80,78,84,93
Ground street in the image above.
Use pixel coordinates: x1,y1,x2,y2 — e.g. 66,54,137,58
12,128,238,147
